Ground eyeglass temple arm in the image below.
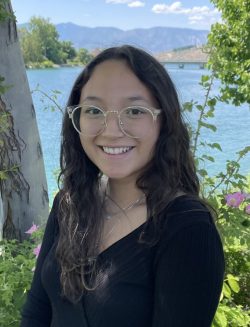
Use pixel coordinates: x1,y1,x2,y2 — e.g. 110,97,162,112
67,106,79,118
153,109,161,120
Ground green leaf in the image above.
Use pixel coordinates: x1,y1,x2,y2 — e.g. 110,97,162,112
206,108,215,117
202,154,215,162
196,104,203,111
227,275,240,293
0,171,8,180
0,76,12,95
199,121,217,132
209,143,222,151
182,102,193,112
228,279,240,293
236,146,250,157
207,98,217,106
222,282,231,298
198,169,208,177
201,75,210,83
213,307,227,327
52,89,61,94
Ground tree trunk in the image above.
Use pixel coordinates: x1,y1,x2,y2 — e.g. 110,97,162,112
0,0,49,240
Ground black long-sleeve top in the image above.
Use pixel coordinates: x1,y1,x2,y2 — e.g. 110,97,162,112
20,194,225,327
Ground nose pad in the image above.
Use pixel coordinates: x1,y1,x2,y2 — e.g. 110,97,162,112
102,112,124,137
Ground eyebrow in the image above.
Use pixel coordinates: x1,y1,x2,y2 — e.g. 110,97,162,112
82,96,102,102
82,95,149,102
127,96,149,102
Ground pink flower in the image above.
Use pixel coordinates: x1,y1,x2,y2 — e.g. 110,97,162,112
225,192,245,208
33,244,41,258
245,204,250,215
25,223,39,234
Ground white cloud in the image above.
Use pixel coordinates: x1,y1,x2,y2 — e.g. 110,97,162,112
106,0,132,4
128,1,145,8
189,15,203,22
152,2,220,26
152,2,184,14
106,0,145,7
152,2,213,15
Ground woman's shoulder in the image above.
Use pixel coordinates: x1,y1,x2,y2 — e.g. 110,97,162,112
166,193,210,214
159,194,215,240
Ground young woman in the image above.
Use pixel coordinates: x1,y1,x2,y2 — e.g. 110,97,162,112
21,45,225,327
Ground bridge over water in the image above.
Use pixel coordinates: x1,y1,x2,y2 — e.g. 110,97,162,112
155,47,208,69
159,60,207,69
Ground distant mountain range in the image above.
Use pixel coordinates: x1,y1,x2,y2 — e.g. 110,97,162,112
55,23,209,53
18,22,209,53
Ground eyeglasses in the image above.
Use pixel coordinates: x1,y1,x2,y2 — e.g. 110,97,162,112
67,105,161,139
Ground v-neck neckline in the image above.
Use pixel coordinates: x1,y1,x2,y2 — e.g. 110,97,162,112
97,194,190,258
98,221,147,258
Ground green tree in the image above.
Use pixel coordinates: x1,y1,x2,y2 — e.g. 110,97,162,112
60,40,77,61
76,48,94,65
207,0,250,105
29,16,63,63
19,27,44,63
19,16,64,65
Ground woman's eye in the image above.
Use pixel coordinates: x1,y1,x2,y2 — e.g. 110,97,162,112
126,107,147,116
83,107,102,115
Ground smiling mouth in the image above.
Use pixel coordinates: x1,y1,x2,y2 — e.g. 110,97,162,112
100,146,134,155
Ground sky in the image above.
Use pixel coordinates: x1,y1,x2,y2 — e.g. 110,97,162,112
11,0,221,30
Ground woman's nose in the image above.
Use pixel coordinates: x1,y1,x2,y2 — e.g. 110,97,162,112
101,111,124,137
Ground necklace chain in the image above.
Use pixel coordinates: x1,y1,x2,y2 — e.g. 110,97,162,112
105,193,145,220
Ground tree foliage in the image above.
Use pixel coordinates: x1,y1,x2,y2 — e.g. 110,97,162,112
183,3,250,324
207,0,250,105
19,16,64,64
18,16,93,67
0,0,15,21
76,48,94,65
60,40,77,61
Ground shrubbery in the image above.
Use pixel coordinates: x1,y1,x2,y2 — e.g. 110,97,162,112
0,225,44,326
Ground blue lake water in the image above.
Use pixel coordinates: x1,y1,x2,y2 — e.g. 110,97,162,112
26,65,250,200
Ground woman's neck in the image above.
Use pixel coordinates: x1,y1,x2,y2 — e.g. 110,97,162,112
106,177,145,209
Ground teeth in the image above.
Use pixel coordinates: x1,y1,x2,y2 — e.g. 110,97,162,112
102,147,132,154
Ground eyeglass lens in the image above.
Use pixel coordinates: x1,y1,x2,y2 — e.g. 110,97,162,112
72,105,155,138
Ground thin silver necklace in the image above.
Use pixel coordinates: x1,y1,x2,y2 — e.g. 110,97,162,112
105,193,145,220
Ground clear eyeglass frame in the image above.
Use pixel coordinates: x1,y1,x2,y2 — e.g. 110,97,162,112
67,104,162,139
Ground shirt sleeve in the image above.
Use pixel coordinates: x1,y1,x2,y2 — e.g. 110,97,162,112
152,214,225,327
20,194,60,327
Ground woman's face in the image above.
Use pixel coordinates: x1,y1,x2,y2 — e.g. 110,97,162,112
79,59,161,182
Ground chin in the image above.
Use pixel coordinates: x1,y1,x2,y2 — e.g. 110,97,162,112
102,168,141,182
103,172,129,180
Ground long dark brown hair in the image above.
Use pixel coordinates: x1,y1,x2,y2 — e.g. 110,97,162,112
56,45,201,303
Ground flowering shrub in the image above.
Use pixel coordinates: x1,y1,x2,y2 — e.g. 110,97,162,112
183,72,250,326
0,224,44,327
25,223,42,258
225,192,245,208
25,223,39,235
33,243,42,258
210,189,250,326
